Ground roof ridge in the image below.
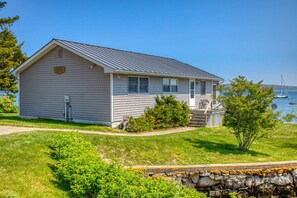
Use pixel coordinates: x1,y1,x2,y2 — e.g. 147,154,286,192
54,38,175,61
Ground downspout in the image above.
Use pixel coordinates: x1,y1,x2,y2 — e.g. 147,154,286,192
110,73,114,127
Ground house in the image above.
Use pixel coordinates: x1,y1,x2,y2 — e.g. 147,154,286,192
13,39,224,127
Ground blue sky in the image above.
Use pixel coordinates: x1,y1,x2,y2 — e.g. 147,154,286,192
2,0,297,85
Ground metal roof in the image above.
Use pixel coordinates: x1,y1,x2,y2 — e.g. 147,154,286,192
54,39,223,81
13,38,223,81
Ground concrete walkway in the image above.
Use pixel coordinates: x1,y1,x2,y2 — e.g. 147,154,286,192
0,125,197,137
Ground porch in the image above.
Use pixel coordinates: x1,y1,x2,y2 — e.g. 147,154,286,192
188,99,225,127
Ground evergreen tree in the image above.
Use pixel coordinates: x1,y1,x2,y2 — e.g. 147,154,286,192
0,1,27,94
0,2,19,29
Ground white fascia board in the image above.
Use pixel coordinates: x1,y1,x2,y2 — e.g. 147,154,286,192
12,40,58,75
12,40,115,75
114,70,223,81
55,40,115,73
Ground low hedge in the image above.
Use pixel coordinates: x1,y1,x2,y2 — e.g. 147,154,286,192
50,133,206,198
126,95,190,132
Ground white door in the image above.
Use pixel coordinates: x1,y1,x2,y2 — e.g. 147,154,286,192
189,80,195,108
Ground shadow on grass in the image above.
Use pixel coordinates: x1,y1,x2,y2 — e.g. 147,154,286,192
280,142,297,150
48,163,71,197
0,113,106,129
184,138,269,156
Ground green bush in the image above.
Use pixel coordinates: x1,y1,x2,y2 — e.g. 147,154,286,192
282,112,297,122
0,94,18,113
126,95,190,132
50,133,205,198
126,116,154,132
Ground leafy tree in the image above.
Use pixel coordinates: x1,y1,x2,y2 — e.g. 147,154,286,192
0,1,27,94
219,76,279,151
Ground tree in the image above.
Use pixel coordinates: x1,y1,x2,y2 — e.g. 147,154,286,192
0,1,27,94
219,76,279,151
0,2,19,29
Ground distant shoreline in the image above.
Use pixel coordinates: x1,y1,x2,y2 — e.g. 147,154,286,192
263,84,297,90
222,84,297,90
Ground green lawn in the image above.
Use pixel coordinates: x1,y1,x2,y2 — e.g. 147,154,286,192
0,132,68,198
0,113,120,132
85,124,297,165
0,125,296,197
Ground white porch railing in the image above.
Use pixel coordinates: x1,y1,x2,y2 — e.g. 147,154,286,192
202,99,223,123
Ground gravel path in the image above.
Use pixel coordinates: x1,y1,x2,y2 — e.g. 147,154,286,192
0,125,197,137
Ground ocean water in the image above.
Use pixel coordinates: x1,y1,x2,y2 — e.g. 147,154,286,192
1,90,297,122
273,89,297,122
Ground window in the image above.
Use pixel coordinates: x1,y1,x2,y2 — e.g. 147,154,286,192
128,77,149,94
139,78,148,93
128,77,138,93
201,81,206,95
163,78,178,93
163,78,170,92
58,49,63,58
190,81,195,98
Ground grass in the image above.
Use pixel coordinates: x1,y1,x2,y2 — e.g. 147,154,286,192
0,113,120,132
0,132,68,198
0,125,297,196
84,124,297,165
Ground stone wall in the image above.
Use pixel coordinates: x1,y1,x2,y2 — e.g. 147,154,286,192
133,161,297,197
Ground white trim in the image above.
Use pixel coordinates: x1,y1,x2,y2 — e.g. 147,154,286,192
115,70,223,82
110,73,113,123
12,40,58,75
17,73,20,117
127,76,150,95
162,78,179,94
12,40,115,75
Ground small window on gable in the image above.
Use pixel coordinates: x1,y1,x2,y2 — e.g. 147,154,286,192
128,77,149,94
163,78,178,93
58,49,63,58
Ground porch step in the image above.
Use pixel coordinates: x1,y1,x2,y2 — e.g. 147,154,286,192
188,110,211,127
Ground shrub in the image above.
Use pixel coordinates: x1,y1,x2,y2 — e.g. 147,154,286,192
50,133,205,198
282,112,297,122
0,94,18,113
126,95,190,132
126,116,154,132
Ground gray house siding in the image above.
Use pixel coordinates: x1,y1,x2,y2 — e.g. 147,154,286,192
20,46,111,123
112,74,189,122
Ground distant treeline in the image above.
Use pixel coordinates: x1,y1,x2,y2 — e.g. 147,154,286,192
221,84,297,90
262,84,297,90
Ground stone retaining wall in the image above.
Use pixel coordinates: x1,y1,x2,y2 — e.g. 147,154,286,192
133,161,297,197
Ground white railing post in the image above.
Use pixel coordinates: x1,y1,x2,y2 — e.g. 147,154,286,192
204,99,213,124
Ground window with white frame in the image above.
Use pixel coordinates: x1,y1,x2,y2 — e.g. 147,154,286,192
163,78,178,93
128,77,149,94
